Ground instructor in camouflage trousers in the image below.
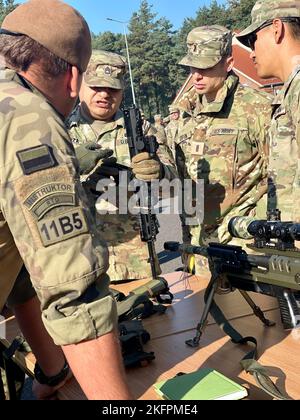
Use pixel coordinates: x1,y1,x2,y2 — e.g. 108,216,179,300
0,0,131,400
176,25,272,274
68,50,177,283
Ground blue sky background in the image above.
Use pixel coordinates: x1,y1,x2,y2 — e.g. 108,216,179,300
18,0,225,34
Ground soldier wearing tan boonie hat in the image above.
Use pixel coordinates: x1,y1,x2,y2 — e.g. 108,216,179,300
179,25,232,70
84,50,127,89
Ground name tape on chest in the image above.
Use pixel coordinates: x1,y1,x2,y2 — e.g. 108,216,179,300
37,207,88,247
17,145,58,175
209,127,238,136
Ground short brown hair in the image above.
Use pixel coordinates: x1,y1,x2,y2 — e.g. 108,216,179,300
287,18,300,40
0,34,70,76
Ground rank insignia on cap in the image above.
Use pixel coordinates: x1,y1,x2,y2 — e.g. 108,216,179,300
17,145,58,175
104,66,112,75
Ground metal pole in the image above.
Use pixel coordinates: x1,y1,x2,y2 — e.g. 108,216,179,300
122,24,136,105
107,18,136,105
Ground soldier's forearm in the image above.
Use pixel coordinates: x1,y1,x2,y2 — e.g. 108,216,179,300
63,330,133,400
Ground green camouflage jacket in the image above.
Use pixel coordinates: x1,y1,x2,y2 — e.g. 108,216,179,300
165,120,179,155
177,73,271,251
67,105,177,281
268,66,300,222
0,69,116,345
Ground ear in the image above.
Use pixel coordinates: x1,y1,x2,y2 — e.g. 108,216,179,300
226,56,234,73
67,66,83,99
272,18,284,44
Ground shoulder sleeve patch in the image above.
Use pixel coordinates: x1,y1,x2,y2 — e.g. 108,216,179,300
17,145,58,175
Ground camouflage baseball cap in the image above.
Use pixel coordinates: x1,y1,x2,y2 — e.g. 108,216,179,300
237,0,300,45
168,105,179,114
84,50,127,90
179,25,232,70
1,0,91,72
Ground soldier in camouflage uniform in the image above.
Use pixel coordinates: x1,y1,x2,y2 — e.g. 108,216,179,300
0,0,131,400
67,51,177,283
236,0,300,225
165,105,180,156
176,25,272,274
153,114,168,145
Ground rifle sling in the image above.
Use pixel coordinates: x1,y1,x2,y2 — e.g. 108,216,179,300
204,275,292,400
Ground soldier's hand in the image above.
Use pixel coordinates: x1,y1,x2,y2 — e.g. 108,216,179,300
131,152,161,181
74,142,114,175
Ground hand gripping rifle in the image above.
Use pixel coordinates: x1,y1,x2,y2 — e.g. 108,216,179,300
123,106,160,280
123,106,173,304
164,209,300,399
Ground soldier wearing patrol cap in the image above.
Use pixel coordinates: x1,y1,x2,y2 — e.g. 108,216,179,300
68,50,177,284
0,0,131,400
235,0,300,225
176,25,272,274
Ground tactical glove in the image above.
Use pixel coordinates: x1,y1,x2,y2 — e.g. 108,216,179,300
131,152,161,181
74,142,114,175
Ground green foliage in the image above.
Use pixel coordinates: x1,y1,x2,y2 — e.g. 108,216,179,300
0,0,17,25
90,0,256,119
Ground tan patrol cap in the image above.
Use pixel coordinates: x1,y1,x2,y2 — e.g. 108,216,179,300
169,105,179,114
84,50,127,90
237,0,300,45
179,25,232,70
1,0,91,72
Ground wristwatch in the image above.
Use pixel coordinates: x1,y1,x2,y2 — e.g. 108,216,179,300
34,360,70,387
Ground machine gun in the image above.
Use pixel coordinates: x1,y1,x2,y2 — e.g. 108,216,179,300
164,209,300,347
123,105,161,280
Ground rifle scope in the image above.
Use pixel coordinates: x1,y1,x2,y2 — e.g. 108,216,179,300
230,218,300,242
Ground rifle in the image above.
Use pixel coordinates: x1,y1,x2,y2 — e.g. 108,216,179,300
165,209,300,337
164,210,300,399
123,105,161,280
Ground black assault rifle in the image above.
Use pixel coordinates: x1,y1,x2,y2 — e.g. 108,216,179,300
123,106,161,280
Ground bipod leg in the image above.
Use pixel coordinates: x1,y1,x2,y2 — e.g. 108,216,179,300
186,279,219,348
239,289,276,327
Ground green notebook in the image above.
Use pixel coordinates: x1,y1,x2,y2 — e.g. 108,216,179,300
153,368,248,400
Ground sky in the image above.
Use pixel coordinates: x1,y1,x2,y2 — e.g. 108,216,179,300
18,0,224,34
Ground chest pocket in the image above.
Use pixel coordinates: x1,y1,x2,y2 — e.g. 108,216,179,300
198,125,239,190
271,107,297,164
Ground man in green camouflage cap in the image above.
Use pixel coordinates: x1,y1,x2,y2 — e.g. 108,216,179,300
176,25,272,274
235,0,300,225
68,50,177,283
0,0,131,400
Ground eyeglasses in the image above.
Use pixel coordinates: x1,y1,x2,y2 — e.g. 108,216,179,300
245,17,300,50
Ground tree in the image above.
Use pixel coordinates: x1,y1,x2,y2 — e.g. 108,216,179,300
227,0,256,30
0,0,17,25
92,32,123,54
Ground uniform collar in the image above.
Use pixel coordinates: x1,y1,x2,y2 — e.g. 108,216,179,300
272,65,300,107
68,105,124,135
5,69,66,120
179,73,239,117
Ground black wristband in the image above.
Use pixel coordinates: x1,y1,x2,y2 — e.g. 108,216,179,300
34,360,69,387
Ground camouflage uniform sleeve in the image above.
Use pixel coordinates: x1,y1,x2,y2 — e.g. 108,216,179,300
291,85,300,221
0,93,117,346
146,124,178,180
216,98,271,243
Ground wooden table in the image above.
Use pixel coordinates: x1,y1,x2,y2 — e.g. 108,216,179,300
1,272,300,400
